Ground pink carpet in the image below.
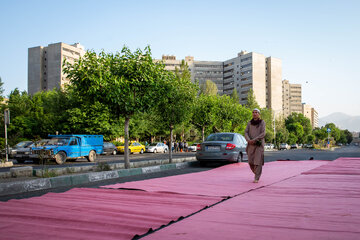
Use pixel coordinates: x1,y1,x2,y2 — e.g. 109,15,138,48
0,188,222,240
142,158,360,240
102,160,328,197
303,157,360,175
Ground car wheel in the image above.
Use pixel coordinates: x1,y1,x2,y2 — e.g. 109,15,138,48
112,150,117,155
87,150,96,162
55,152,67,165
237,152,243,163
154,149,157,153
164,148,167,153
140,149,144,154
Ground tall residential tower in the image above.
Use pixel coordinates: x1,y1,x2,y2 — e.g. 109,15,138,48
28,42,85,95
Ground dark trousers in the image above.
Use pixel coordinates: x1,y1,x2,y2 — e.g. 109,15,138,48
249,163,262,181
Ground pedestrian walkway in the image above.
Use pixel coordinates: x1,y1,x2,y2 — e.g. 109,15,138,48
143,157,360,240
103,160,327,197
0,158,359,240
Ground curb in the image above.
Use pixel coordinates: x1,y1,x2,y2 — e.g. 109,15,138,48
0,158,197,197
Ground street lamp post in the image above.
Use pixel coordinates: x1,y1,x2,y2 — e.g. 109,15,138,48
273,113,276,147
4,109,10,162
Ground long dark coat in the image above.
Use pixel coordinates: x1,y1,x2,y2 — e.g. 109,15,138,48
244,120,266,165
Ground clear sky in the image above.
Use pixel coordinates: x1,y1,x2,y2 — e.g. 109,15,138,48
1,0,359,118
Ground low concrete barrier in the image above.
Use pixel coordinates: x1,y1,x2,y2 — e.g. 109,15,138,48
0,158,196,197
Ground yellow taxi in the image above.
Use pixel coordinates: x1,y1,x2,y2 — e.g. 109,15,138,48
117,142,145,154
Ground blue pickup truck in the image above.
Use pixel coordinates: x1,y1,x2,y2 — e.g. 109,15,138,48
31,135,103,164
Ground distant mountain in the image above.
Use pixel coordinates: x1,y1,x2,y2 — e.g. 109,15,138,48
319,112,360,132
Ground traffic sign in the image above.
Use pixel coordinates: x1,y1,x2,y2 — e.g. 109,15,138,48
327,128,331,133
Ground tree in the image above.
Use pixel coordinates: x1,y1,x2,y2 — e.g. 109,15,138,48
0,77,4,102
64,46,168,168
230,89,239,103
156,62,198,161
245,88,260,110
199,80,218,96
342,129,353,144
212,95,250,134
285,113,311,143
324,123,341,142
192,95,218,141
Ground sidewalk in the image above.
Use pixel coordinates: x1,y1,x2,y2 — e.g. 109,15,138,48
0,158,359,239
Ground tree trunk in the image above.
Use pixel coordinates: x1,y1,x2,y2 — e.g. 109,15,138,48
202,126,205,142
124,117,130,169
169,125,173,163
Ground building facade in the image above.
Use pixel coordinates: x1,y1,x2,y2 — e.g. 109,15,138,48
28,42,85,95
160,51,283,113
161,55,224,94
302,103,319,129
282,79,302,117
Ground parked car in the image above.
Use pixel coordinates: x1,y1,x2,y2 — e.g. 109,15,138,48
264,143,274,150
304,143,314,148
102,142,117,155
187,143,198,152
195,132,248,165
146,142,168,153
290,144,298,149
117,142,145,154
14,139,50,163
279,143,290,150
9,141,33,158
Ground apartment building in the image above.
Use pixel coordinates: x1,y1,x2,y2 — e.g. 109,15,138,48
160,51,283,113
28,42,85,95
302,103,319,129
161,55,224,94
311,108,319,129
27,43,284,114
282,79,302,117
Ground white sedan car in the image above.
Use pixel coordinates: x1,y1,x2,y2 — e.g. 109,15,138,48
187,143,198,152
145,142,168,153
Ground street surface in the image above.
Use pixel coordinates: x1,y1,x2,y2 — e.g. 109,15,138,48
7,145,360,169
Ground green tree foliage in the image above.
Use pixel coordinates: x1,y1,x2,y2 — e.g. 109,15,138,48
285,113,311,143
192,94,218,141
306,134,315,144
288,133,298,145
212,95,251,134
342,129,353,144
64,46,168,168
0,77,4,102
245,88,260,110
199,80,218,96
156,62,198,162
313,127,327,141
230,89,239,103
324,123,341,142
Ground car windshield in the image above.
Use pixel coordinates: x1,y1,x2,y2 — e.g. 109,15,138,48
46,138,70,146
14,141,32,148
206,134,234,142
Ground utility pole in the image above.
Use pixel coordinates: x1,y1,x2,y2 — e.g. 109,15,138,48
273,113,276,147
4,109,10,162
